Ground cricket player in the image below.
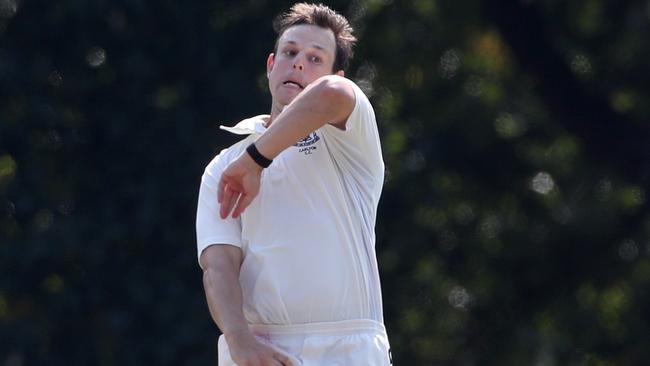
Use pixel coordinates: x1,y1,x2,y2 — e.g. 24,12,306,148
196,3,391,365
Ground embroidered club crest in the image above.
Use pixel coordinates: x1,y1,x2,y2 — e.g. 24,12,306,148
294,132,320,147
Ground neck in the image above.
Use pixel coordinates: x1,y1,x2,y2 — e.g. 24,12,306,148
267,103,284,128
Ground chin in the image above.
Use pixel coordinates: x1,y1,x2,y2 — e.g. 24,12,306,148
278,92,301,105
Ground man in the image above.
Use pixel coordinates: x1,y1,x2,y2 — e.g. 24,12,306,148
196,3,390,365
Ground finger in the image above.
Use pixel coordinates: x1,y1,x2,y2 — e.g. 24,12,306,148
217,176,225,204
223,185,241,219
264,358,284,366
273,352,292,366
232,192,253,218
220,184,238,219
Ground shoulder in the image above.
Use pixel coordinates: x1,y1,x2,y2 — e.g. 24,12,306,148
343,81,376,130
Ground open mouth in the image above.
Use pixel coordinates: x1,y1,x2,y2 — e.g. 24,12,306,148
283,80,303,89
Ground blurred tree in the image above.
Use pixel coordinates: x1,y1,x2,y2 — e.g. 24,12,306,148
1,0,648,365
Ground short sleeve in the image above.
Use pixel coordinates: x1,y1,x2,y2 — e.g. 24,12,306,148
196,150,243,268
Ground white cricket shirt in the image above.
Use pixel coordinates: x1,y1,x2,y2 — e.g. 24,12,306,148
196,83,385,325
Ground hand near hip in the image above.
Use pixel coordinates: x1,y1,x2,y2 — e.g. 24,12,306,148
227,330,294,366
218,151,264,219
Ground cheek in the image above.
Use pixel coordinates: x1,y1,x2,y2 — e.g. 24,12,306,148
308,67,329,80
269,74,284,92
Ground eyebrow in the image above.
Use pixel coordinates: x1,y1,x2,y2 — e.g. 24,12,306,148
283,40,326,51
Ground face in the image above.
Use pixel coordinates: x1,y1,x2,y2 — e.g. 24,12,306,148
267,24,343,109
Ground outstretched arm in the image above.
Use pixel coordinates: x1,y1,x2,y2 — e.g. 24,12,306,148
218,75,356,219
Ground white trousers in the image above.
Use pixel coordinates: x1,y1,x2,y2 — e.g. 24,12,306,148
218,319,392,366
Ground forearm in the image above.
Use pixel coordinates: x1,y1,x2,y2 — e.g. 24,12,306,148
256,75,354,159
202,248,293,364
201,247,249,338
203,267,247,335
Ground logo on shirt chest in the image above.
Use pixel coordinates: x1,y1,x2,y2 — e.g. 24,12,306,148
293,132,320,155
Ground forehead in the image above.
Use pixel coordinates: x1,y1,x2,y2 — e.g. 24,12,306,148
278,24,336,54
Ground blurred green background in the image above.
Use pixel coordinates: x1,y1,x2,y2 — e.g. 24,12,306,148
1,0,649,365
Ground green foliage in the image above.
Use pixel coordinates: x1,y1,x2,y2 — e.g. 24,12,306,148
1,0,649,365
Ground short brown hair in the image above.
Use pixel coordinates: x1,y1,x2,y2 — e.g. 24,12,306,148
273,3,356,72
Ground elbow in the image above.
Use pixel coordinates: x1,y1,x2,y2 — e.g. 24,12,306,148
200,247,241,287
202,266,215,289
310,75,356,124
311,75,355,106
202,265,230,295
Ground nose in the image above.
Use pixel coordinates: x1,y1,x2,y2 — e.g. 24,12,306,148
292,56,304,71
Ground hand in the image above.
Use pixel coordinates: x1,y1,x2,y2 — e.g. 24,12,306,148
226,330,293,366
218,151,264,219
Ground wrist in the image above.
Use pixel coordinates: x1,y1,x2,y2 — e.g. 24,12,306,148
240,149,264,173
224,327,254,344
246,143,273,168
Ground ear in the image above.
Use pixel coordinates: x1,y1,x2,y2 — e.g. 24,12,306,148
335,70,345,77
266,53,275,76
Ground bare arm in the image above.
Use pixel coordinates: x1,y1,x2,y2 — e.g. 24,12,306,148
255,74,355,159
218,75,356,219
200,245,291,366
200,244,249,338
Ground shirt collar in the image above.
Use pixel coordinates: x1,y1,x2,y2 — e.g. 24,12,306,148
219,115,269,135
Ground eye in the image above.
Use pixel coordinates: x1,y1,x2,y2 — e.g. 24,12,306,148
283,49,297,57
309,55,322,64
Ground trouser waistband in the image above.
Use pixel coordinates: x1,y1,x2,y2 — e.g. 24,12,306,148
248,318,386,336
